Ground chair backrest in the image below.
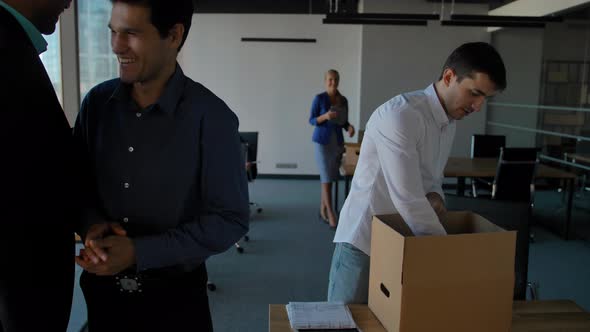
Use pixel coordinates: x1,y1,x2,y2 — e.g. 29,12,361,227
471,134,506,158
239,132,259,180
492,147,539,202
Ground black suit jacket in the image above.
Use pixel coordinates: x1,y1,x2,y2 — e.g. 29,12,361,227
0,6,77,331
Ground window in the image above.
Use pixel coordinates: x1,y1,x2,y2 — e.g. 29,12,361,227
39,24,63,106
78,0,118,102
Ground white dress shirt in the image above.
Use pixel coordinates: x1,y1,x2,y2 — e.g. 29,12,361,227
333,84,456,255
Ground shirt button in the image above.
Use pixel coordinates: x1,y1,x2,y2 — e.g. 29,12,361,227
128,146,134,152
136,113,142,118
123,217,129,223
124,182,130,189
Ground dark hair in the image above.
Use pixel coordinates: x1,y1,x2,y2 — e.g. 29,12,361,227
110,0,194,51
439,42,507,91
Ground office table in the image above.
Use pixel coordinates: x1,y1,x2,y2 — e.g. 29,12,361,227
269,300,590,332
445,157,577,239
341,157,577,239
565,153,590,164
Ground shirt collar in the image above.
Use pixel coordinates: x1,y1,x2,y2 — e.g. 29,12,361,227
424,83,452,128
0,1,48,54
109,63,186,115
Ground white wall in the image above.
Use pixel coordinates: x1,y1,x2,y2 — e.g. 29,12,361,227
488,28,544,147
179,1,528,175
359,0,490,157
179,14,361,175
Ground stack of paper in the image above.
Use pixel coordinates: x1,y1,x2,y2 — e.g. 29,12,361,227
285,302,358,330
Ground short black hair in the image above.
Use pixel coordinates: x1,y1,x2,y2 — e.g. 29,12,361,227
439,42,507,91
110,0,194,51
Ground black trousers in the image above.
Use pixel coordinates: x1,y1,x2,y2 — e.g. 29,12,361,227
0,231,74,332
80,263,213,332
0,280,73,332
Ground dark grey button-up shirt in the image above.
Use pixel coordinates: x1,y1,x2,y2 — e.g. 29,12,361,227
74,65,249,271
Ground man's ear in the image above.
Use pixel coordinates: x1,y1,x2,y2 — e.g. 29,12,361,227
168,23,185,50
442,68,455,87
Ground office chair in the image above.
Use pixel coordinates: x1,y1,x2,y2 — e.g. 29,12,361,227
240,132,263,215
491,147,539,245
470,134,506,197
231,132,262,254
232,137,252,255
208,135,259,292
491,147,539,203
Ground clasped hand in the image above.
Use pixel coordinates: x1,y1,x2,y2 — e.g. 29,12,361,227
75,223,136,276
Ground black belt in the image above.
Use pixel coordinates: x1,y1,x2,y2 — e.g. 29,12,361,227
86,263,206,294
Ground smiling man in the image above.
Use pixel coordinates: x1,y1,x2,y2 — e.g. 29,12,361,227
72,0,249,331
327,42,506,304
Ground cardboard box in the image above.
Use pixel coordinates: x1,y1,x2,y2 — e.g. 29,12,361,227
368,212,516,332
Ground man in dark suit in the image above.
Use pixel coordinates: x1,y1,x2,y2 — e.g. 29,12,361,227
0,0,75,331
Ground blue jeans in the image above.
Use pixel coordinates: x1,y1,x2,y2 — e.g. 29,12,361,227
327,242,370,304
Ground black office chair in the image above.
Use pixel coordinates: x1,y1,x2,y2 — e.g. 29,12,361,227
492,147,539,203
470,134,506,197
240,132,263,215
473,147,539,241
491,147,539,246
208,134,260,291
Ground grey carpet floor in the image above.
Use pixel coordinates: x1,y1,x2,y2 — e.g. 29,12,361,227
67,179,590,332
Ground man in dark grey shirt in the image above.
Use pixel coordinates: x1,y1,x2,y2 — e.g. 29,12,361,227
73,0,249,331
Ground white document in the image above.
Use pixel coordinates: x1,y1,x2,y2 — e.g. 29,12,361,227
286,302,358,330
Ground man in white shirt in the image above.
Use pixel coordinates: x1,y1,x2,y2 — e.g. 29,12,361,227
328,42,507,304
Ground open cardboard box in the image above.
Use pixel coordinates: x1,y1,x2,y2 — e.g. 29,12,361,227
368,211,516,332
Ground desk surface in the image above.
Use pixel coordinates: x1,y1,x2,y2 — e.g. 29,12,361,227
341,157,575,179
567,153,590,164
269,300,590,332
444,157,576,179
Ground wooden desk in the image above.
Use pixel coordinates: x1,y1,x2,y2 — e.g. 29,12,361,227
269,304,386,332
512,300,590,332
340,157,577,239
335,145,361,212
340,163,356,197
565,153,590,164
445,157,577,240
444,157,576,179
269,301,590,332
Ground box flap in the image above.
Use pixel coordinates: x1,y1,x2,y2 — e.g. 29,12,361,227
443,211,507,234
373,214,415,237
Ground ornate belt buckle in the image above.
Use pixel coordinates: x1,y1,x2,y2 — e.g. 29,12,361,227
116,274,143,293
